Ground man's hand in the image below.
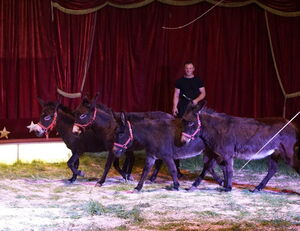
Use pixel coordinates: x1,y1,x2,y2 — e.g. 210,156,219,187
172,107,178,116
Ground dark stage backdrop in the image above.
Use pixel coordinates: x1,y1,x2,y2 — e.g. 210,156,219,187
0,0,299,139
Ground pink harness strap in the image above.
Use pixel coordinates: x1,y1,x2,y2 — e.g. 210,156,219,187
113,121,134,150
182,113,201,140
74,108,97,129
37,112,57,139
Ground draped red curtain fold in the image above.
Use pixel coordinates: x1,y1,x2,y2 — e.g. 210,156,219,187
266,12,300,123
53,9,97,107
0,0,56,121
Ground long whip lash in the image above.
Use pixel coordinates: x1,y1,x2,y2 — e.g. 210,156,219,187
239,111,300,171
162,0,225,30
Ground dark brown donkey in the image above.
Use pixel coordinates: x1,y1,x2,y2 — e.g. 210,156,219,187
181,102,300,192
34,100,132,183
72,96,186,186
112,112,224,192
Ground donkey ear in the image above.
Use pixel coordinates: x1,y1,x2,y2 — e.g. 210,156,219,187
112,110,118,121
37,97,45,106
81,96,91,108
91,92,100,107
54,101,60,110
120,111,127,126
196,100,207,112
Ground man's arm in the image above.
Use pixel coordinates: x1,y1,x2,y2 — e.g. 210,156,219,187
192,87,206,105
172,88,180,116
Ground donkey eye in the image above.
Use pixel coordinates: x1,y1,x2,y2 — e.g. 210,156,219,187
80,114,87,120
188,122,194,127
44,115,52,121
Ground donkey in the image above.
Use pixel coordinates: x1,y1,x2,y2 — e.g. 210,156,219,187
112,112,224,192
72,96,187,185
34,99,133,183
181,101,300,192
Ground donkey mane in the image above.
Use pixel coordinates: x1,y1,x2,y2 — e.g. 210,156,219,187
97,103,112,114
57,104,75,123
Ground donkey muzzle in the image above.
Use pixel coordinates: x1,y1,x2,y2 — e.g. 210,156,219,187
180,134,191,144
72,125,82,135
34,124,46,137
112,146,125,158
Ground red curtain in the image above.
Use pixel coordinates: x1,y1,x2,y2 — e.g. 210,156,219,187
267,12,300,123
0,0,300,139
83,2,285,117
0,0,56,120
53,9,97,107
0,0,56,138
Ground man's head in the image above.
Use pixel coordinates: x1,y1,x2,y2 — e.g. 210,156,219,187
184,61,195,78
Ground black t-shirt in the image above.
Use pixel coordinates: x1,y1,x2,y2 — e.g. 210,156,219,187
175,76,204,100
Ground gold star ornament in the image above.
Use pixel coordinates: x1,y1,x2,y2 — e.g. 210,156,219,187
0,127,10,139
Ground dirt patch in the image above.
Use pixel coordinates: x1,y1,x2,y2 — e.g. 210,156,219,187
0,171,299,231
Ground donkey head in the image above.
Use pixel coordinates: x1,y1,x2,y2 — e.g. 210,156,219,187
72,94,99,134
181,100,206,144
35,99,59,138
112,112,134,157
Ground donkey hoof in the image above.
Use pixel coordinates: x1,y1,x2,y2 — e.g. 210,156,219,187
249,188,260,193
187,186,197,192
222,187,232,192
165,185,179,191
95,182,103,187
78,170,85,177
127,175,134,181
133,188,141,193
148,177,156,183
67,179,75,184
67,176,77,183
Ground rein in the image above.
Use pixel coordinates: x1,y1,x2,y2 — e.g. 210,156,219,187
74,108,97,129
182,113,201,140
113,121,134,150
37,112,57,139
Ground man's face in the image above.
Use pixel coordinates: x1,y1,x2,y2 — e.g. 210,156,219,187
184,64,195,77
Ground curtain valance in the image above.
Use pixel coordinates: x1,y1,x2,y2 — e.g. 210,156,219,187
51,0,300,16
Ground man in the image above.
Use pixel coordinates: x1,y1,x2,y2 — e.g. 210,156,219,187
173,61,206,118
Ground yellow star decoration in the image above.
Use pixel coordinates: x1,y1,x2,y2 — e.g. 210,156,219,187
0,127,10,139
27,121,37,133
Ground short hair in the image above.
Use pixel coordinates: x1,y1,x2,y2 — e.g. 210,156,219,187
184,61,193,66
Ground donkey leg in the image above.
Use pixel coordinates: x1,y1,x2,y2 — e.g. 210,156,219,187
163,157,180,190
113,157,127,180
175,159,184,178
189,155,215,190
122,154,129,172
149,159,163,182
222,158,233,192
208,151,226,186
67,153,83,183
251,155,279,192
96,151,115,186
135,156,156,192
207,160,223,186
124,151,135,181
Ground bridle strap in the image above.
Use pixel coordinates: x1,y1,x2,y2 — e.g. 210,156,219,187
74,108,97,129
113,121,134,150
182,113,201,140
37,112,57,139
